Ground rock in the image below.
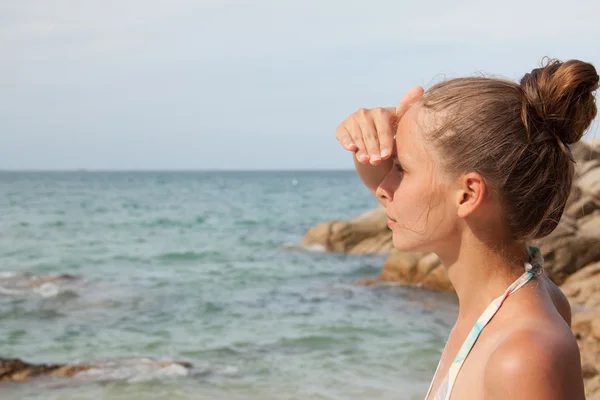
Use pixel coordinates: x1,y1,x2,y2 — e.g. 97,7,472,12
587,376,600,400
0,272,78,288
370,251,451,291
571,308,600,399
301,207,393,254
531,220,600,285
364,251,422,284
564,261,600,398
573,140,600,167
416,253,450,291
582,362,599,379
0,358,87,382
561,262,600,310
566,194,598,220
0,358,192,383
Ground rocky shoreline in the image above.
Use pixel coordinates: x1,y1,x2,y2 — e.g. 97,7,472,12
301,140,600,399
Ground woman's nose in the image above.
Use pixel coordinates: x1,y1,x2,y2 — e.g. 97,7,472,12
375,177,393,205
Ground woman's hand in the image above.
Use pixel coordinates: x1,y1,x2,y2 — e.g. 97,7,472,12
335,86,425,166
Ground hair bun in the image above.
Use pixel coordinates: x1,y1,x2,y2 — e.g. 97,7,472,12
520,58,599,146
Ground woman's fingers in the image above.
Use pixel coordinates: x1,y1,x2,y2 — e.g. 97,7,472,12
337,121,369,163
350,129,369,164
356,109,381,165
335,126,358,151
372,108,394,160
337,87,424,165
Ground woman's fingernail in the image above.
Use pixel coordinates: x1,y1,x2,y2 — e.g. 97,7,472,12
370,155,381,163
359,154,369,162
381,149,390,158
348,143,357,150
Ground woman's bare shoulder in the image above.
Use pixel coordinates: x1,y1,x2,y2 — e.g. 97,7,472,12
542,274,573,326
482,321,584,399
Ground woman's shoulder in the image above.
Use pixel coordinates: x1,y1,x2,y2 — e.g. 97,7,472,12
482,317,583,399
542,274,572,326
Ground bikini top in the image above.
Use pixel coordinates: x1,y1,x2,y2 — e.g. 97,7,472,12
425,246,544,400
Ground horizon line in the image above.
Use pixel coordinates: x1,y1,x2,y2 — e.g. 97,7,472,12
0,168,357,173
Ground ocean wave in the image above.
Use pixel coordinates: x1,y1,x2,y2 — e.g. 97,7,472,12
277,335,340,350
195,335,343,358
354,264,384,275
0,286,24,296
32,282,62,298
110,255,148,263
281,243,326,253
0,273,80,298
142,216,207,229
0,285,79,299
156,251,222,263
234,219,260,227
74,358,192,383
142,218,187,228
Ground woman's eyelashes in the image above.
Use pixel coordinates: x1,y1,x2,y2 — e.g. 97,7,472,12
393,162,404,173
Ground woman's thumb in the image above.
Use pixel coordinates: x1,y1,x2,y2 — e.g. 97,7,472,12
395,86,424,117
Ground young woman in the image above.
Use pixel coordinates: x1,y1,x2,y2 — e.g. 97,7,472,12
336,59,598,400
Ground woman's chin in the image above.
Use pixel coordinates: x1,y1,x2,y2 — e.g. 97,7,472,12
391,236,413,252
391,234,429,253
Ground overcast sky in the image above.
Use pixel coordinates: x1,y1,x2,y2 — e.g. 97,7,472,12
1,0,599,170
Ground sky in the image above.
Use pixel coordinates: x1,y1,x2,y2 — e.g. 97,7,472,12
1,0,599,170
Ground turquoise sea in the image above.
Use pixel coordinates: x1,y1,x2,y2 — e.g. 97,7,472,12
0,171,457,400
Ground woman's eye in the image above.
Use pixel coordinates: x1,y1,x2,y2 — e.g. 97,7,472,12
393,163,404,172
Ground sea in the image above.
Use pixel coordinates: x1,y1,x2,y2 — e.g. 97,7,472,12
0,171,458,400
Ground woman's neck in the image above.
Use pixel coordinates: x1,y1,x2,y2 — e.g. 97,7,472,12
436,235,529,322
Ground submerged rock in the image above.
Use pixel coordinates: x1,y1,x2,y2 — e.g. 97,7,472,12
0,272,79,297
0,358,91,382
0,357,193,383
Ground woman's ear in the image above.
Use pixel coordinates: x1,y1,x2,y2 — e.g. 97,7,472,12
456,172,487,219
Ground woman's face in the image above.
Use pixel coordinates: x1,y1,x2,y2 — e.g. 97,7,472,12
375,106,459,253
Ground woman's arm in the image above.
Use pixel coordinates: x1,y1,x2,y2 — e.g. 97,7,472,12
353,156,393,200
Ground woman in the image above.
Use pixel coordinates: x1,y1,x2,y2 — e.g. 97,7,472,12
335,59,598,399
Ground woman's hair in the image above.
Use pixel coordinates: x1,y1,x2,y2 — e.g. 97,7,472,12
420,59,599,241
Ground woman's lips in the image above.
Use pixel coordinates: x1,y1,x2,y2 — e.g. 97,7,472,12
387,214,396,226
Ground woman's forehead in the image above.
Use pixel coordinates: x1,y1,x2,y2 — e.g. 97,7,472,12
394,106,425,162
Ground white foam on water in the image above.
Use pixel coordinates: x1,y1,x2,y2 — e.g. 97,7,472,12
0,285,25,296
127,363,190,383
216,365,239,376
33,282,60,298
297,244,327,253
282,243,326,253
73,359,191,383
0,272,17,279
